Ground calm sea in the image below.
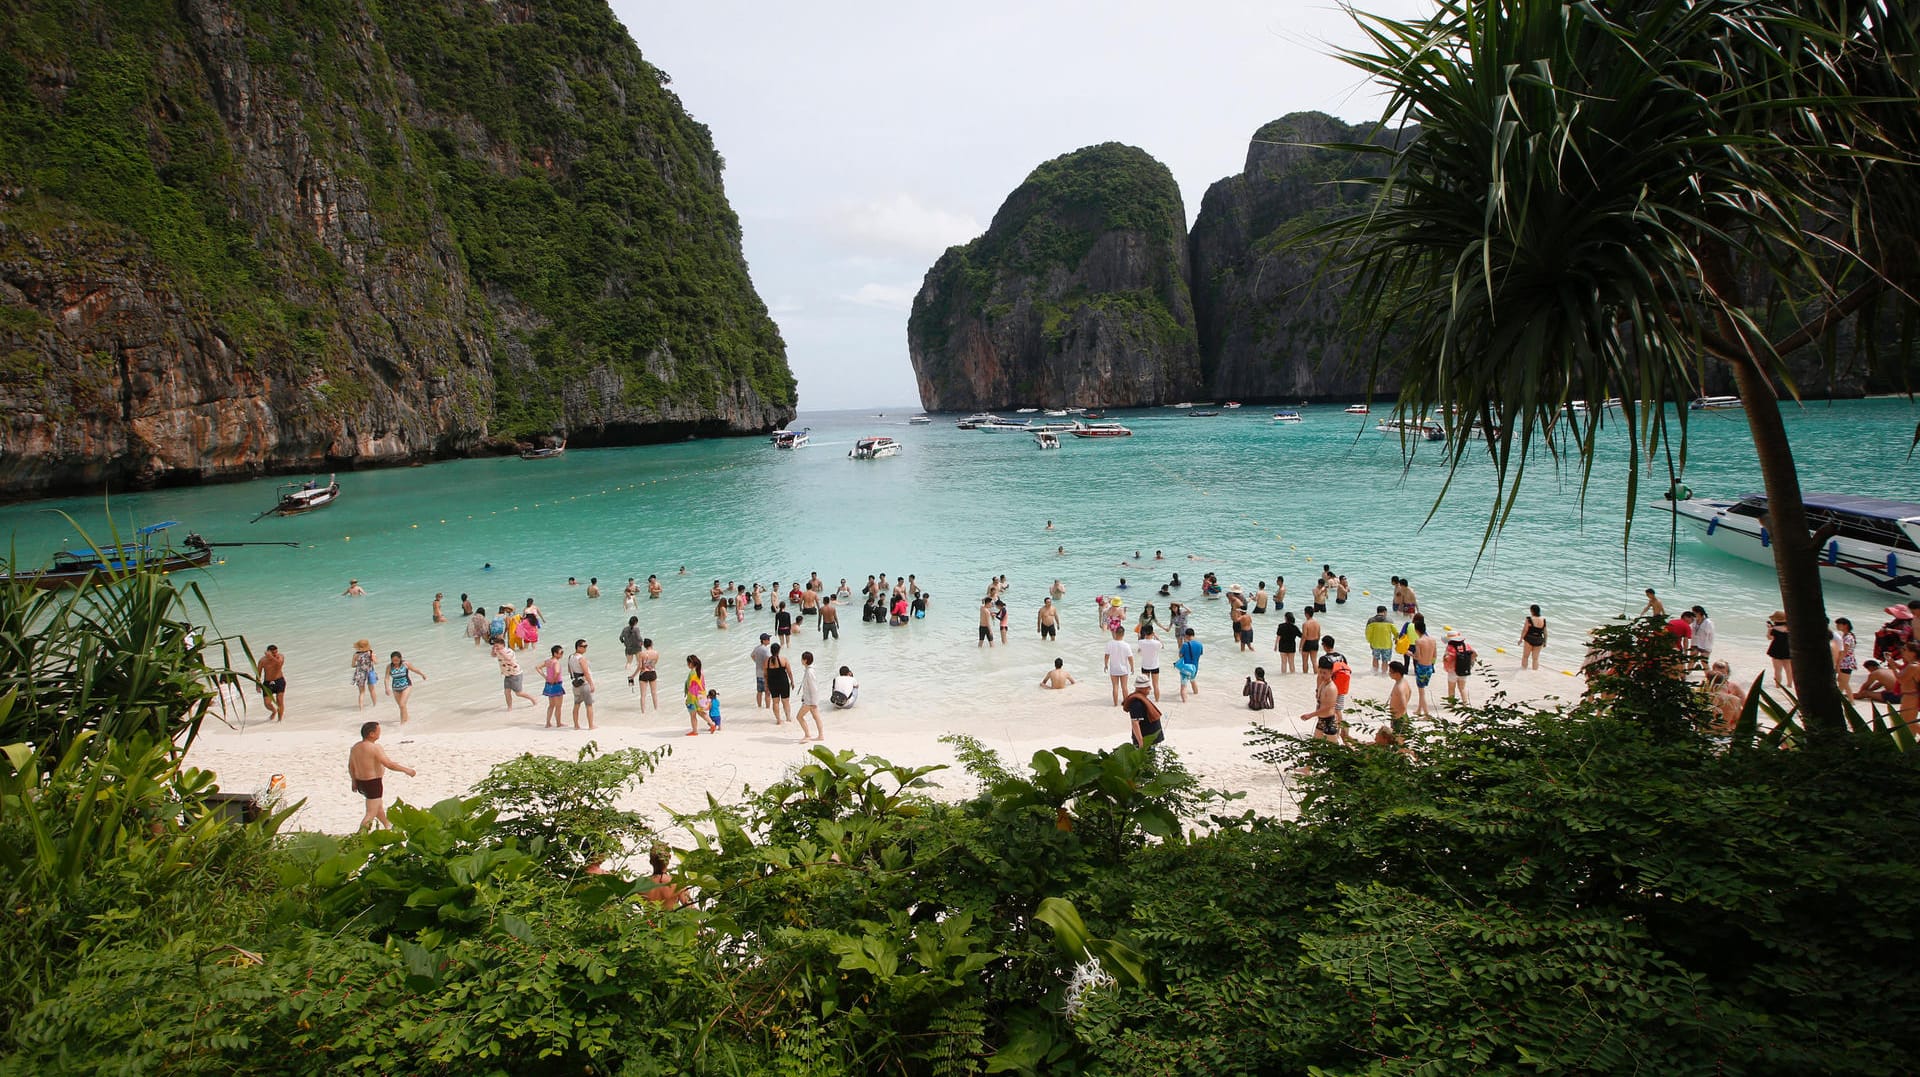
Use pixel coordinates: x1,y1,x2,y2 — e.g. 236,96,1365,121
3,399,1915,705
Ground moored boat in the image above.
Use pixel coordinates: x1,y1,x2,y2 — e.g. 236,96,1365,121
1034,432,1060,450
3,523,214,590
1188,409,1221,417
257,474,339,520
1070,423,1132,439
1222,401,1242,409
978,419,1034,433
955,413,1000,429
1690,395,1743,411
1043,408,1070,417
1376,418,1446,442
849,436,902,459
520,440,567,460
772,429,810,449
1015,407,1039,414
1671,491,1920,598
1345,403,1371,415
908,415,932,425
1028,420,1081,433
1170,402,1195,409
1271,410,1303,423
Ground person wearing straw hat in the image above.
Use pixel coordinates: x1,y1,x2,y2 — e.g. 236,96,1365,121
1123,673,1164,747
1444,630,1477,706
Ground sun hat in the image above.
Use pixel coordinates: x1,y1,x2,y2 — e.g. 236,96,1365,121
1133,674,1151,688
1769,611,1787,623
1886,605,1913,620
1446,630,1464,641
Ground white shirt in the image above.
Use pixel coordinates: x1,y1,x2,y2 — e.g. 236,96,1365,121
799,665,819,706
1104,639,1134,676
832,674,858,697
1136,637,1163,671
1692,617,1715,653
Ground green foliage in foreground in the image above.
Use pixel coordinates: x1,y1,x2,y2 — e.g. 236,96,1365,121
1,597,1917,1074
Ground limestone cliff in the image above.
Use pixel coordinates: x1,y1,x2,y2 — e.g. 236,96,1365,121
907,143,1201,410
1189,112,1410,402
0,0,793,499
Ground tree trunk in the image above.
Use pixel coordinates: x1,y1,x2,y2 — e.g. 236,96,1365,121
1720,354,1846,738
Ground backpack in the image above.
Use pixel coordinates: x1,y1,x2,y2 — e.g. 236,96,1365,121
1328,656,1352,694
1451,642,1474,676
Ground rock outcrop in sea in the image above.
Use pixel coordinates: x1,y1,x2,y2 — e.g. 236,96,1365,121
0,0,794,499
906,143,1202,411
1189,113,1412,402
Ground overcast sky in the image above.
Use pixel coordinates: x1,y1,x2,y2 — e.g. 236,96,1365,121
612,1,1429,410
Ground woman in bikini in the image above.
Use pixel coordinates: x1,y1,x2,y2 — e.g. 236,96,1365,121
764,643,794,725
635,640,659,712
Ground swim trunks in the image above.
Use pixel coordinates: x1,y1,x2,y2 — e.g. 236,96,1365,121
264,678,287,694
1414,663,1434,687
503,674,523,692
1301,638,1320,654
1040,623,1057,639
639,670,657,683
978,625,992,641
1371,648,1391,665
352,777,383,800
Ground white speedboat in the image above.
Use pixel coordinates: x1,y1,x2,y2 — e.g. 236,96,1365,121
1223,401,1242,409
1170,402,1195,409
955,413,1000,429
1376,418,1445,442
1690,395,1742,411
1345,403,1371,415
1015,407,1039,414
1043,408,1070,417
1671,492,1920,599
1034,432,1060,450
1271,410,1303,423
849,436,902,460
908,415,932,425
772,428,810,449
978,418,1034,432
1070,423,1133,439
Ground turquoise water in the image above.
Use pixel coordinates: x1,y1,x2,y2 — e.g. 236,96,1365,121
2,398,1915,709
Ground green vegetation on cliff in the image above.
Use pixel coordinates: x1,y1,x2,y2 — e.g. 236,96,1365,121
912,142,1193,371
0,0,792,455
377,0,793,433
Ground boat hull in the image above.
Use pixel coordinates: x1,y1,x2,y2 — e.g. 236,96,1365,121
1673,499,1920,599
5,548,214,590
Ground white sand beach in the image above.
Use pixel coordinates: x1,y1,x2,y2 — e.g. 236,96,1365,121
185,627,1781,837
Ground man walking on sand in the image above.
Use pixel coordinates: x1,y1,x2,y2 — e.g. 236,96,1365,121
567,638,596,730
257,644,287,721
1104,627,1135,706
349,721,415,831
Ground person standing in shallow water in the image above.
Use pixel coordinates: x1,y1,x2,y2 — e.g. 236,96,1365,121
636,638,660,712
493,637,536,710
684,654,713,736
1519,605,1548,670
350,639,380,709
386,651,426,724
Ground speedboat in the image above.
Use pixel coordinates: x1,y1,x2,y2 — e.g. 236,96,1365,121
520,440,566,460
1043,408,1070,417
1671,491,1920,598
772,429,810,449
2,523,213,590
1271,410,1303,423
1015,407,1039,414
978,419,1034,433
1034,432,1060,450
1376,418,1446,442
908,415,932,425
1070,423,1132,439
1690,395,1743,411
1170,402,1195,409
259,474,339,519
955,413,1000,429
849,436,902,460
1028,420,1082,433
1223,401,1242,409
1345,403,1371,415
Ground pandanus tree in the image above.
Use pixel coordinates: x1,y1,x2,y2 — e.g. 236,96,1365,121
1322,0,1918,736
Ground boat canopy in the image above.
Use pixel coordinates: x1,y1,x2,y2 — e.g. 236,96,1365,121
137,521,179,535
1726,492,1920,550
1729,492,1920,522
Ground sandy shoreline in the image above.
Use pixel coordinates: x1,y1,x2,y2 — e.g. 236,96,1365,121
186,625,1777,837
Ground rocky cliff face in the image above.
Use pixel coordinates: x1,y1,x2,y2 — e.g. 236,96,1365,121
1189,112,1411,403
0,0,793,499
907,143,1201,410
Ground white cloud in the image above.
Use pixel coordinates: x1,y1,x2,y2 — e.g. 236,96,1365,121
840,282,919,310
832,194,982,257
